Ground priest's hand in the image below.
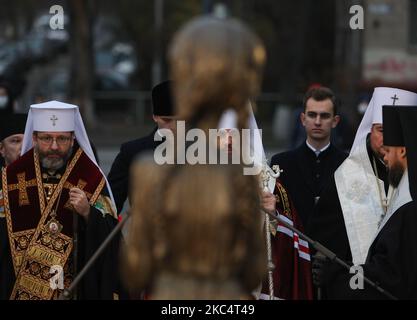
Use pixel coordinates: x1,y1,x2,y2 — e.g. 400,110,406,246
261,191,276,215
69,187,90,221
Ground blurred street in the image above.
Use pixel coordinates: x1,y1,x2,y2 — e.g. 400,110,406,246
1,0,417,165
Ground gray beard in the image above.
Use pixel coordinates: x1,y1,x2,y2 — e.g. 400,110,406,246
39,147,73,171
41,157,65,171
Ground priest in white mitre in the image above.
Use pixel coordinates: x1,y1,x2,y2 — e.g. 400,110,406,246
0,101,123,300
309,87,417,299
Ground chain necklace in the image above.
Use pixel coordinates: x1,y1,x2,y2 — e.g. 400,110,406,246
42,172,64,238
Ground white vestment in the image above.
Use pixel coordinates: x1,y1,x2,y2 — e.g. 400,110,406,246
335,138,392,265
372,169,412,242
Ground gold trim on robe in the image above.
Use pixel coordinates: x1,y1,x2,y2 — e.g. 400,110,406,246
2,147,106,300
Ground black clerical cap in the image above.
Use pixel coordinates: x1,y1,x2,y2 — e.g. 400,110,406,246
151,80,174,116
0,113,27,141
383,105,417,201
383,106,404,147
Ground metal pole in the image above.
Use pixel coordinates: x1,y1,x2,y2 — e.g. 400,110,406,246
72,212,78,300
264,213,275,299
59,215,130,300
262,209,398,300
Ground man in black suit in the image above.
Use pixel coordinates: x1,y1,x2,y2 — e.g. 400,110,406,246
108,80,176,213
270,87,347,230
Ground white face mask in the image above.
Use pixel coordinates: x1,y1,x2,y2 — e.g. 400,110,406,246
0,96,9,108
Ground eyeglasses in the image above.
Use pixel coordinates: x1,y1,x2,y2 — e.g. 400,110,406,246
37,135,73,146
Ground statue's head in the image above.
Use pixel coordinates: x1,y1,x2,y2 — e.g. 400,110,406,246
169,16,266,129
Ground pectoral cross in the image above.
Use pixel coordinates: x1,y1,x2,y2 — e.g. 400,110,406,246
50,115,58,126
7,172,37,206
391,94,399,105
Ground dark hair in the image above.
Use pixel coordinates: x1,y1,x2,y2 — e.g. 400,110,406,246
303,86,339,115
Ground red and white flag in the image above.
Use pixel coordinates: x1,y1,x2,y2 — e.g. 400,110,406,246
260,179,314,300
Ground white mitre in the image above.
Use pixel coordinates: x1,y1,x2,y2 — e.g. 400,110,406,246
351,87,417,154
21,100,116,208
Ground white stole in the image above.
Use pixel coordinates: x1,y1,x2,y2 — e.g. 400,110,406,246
371,169,412,243
335,139,390,265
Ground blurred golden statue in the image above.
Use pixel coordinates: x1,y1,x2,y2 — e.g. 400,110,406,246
122,15,267,299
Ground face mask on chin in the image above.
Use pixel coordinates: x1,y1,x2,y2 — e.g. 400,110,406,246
0,96,9,108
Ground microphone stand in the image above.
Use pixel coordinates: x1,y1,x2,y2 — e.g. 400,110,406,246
262,209,398,301
59,214,130,300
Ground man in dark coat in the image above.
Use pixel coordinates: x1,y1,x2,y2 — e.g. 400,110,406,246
270,87,347,230
107,80,176,213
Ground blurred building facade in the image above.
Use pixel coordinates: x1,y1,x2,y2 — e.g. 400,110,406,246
1,0,417,151
362,0,417,90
